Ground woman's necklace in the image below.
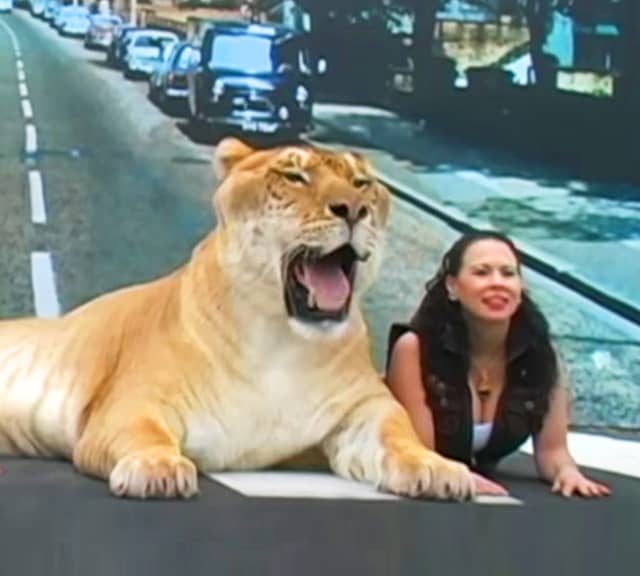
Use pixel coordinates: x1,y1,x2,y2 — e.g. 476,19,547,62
470,364,493,401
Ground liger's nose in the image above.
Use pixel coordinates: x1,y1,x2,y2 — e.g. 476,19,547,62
329,200,368,225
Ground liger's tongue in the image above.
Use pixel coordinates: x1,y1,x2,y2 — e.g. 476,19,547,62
296,259,351,312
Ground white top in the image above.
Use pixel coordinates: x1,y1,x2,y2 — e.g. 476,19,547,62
472,422,494,453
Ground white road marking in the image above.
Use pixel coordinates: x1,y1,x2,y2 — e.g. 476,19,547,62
30,252,60,318
0,17,20,53
28,170,47,224
210,471,524,505
21,99,33,120
17,69,25,82
19,82,28,98
212,471,399,501
520,432,640,479
16,59,24,71
25,124,37,154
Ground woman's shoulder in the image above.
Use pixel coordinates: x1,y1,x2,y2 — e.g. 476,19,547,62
394,330,421,353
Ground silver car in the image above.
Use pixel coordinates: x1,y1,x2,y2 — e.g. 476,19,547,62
55,5,90,37
123,29,180,79
85,13,122,50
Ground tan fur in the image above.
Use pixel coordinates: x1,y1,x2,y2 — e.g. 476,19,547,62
0,139,474,500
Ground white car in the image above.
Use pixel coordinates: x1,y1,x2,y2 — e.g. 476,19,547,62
31,0,45,16
55,5,91,37
0,0,13,13
123,30,179,79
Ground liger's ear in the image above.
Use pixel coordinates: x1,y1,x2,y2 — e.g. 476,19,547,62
213,138,254,181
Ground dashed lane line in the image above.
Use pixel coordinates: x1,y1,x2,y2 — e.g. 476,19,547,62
25,123,37,154
28,170,46,224
21,98,33,120
30,252,60,318
1,17,60,318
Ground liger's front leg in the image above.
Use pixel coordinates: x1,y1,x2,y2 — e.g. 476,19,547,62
322,394,474,500
73,415,199,499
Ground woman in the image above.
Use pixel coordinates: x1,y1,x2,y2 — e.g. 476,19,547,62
386,231,609,498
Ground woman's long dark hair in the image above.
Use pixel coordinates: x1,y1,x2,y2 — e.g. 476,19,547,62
410,231,558,394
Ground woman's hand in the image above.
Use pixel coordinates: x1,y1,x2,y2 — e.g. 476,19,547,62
551,466,611,498
471,472,509,496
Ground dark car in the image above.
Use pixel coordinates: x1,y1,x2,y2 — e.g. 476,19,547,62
106,24,141,68
148,41,201,112
187,22,322,139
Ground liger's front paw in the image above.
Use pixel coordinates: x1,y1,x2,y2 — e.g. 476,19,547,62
382,451,475,501
109,448,199,499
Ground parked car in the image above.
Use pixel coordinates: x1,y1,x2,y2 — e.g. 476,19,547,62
42,0,59,22
148,41,200,111
84,13,122,50
55,5,91,37
122,29,180,79
30,0,45,16
187,22,323,139
0,0,13,13
106,24,141,68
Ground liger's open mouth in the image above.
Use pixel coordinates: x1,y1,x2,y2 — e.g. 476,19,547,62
283,244,362,323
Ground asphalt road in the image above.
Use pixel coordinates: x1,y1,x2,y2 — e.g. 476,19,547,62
0,11,216,318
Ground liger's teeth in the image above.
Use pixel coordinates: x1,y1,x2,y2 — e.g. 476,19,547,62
307,290,317,310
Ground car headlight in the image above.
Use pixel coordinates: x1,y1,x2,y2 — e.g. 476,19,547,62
212,79,224,99
296,85,309,104
278,106,289,121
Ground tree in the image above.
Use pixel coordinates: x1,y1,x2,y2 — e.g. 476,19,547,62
406,0,440,105
292,0,414,103
618,0,640,104
523,0,555,89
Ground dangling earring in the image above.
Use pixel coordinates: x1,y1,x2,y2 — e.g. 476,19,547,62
447,290,457,302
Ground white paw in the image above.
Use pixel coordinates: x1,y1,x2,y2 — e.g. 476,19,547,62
109,450,199,499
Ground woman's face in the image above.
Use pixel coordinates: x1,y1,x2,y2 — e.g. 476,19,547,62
446,239,523,323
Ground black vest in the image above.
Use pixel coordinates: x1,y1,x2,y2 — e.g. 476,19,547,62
387,320,554,470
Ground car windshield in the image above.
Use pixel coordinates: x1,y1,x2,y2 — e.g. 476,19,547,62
210,34,272,74
92,15,119,26
134,35,175,49
209,33,309,75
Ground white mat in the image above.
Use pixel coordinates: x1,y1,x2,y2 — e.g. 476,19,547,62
210,471,523,505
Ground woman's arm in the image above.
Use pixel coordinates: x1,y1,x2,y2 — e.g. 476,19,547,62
533,382,610,497
533,384,575,481
386,332,509,497
386,332,436,450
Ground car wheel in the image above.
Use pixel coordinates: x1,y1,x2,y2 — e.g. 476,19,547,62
188,110,209,143
156,89,167,110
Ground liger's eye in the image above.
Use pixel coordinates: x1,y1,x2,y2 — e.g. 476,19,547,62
282,171,309,185
353,177,372,189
